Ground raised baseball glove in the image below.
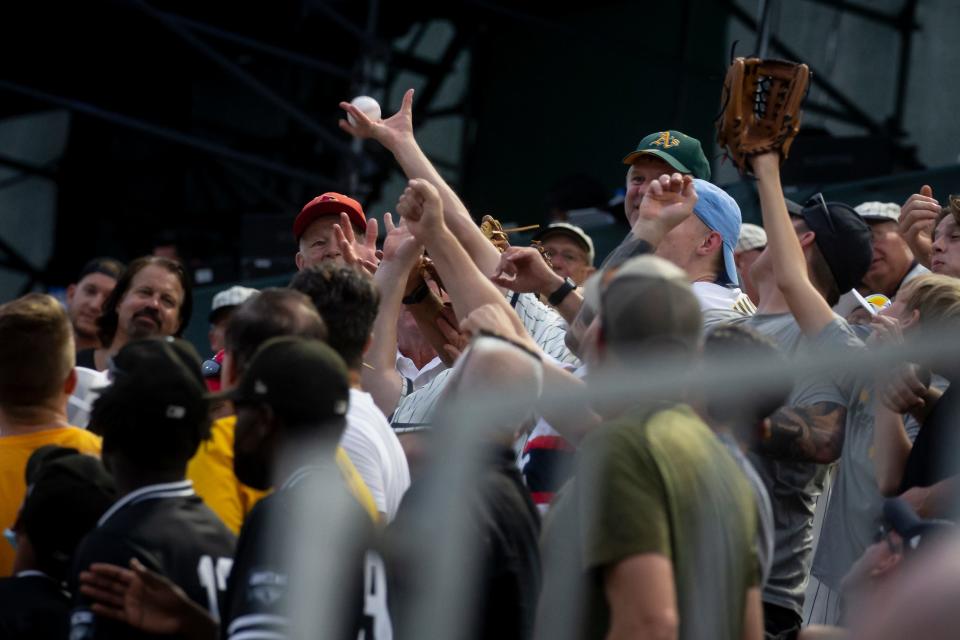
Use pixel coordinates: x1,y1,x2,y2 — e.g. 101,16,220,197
716,57,810,175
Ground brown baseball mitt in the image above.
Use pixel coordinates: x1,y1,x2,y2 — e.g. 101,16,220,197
716,57,810,175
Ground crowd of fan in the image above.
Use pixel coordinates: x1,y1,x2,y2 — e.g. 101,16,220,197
1,88,960,640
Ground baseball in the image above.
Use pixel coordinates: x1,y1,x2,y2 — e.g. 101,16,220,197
347,95,381,126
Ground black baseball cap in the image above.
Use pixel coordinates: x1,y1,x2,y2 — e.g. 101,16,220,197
16,446,116,577
216,336,350,430
91,338,211,465
882,497,954,552
794,194,872,294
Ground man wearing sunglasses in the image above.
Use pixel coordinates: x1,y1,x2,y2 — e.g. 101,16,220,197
743,152,873,638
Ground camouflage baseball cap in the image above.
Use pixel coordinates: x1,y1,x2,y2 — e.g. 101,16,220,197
622,130,711,181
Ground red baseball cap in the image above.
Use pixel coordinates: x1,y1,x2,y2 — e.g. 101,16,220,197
293,192,367,240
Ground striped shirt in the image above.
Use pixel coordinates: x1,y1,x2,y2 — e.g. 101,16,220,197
390,292,580,432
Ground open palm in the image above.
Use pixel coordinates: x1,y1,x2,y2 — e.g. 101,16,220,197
382,212,423,266
338,89,415,150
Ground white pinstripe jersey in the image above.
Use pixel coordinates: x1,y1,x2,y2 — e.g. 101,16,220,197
390,293,580,431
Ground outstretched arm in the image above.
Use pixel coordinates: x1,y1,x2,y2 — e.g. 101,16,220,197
488,173,697,326
397,178,517,323
363,213,426,416
751,153,836,336
340,90,502,277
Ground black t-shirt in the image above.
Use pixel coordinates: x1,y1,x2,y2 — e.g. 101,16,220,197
389,446,541,640
69,480,237,639
0,573,70,639
222,466,388,640
76,348,97,370
901,383,960,494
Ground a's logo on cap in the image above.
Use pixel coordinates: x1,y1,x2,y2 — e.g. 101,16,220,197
254,380,268,395
651,131,680,149
334,399,347,415
166,405,186,419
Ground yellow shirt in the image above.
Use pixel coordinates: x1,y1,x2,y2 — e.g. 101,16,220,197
187,416,380,534
0,426,102,576
187,416,268,535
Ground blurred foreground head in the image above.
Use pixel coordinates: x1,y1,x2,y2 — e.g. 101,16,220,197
595,255,703,366
0,293,76,422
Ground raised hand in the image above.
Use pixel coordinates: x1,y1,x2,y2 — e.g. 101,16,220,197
396,178,444,243
490,246,563,295
79,558,214,637
338,88,415,151
636,172,697,234
899,185,939,268
381,212,423,267
333,211,379,276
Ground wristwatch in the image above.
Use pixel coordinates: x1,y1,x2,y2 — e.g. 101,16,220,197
547,277,577,307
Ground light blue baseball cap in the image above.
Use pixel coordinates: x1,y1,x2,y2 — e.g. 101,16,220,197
692,179,741,286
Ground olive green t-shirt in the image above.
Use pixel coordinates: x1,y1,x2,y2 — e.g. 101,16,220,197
538,404,758,640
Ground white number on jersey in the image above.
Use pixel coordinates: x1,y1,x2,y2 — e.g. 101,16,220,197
197,555,234,622
358,550,392,640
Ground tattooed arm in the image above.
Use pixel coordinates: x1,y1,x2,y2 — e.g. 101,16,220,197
758,402,847,464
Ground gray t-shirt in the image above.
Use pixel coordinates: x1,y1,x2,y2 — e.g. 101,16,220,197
811,373,943,590
736,313,861,615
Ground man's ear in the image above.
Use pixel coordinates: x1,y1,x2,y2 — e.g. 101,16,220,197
66,284,77,304
295,251,305,272
870,548,902,578
797,230,817,250
697,231,724,257
63,367,78,396
900,308,921,331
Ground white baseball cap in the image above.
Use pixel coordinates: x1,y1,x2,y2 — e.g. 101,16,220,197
532,222,596,265
209,286,259,322
736,223,767,253
855,201,901,223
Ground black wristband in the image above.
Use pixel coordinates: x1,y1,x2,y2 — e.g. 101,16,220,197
402,281,430,305
547,277,577,307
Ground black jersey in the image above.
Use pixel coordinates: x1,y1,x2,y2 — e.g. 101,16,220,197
388,445,541,640
68,480,236,639
0,572,70,639
222,466,391,640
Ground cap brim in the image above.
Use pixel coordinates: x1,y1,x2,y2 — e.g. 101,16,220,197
294,201,366,239
531,227,591,254
622,149,691,174
721,245,739,286
859,214,899,224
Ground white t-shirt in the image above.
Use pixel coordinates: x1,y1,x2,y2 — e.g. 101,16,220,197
68,366,111,428
340,388,411,521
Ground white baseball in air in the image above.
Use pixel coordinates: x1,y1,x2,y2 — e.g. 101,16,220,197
347,96,381,126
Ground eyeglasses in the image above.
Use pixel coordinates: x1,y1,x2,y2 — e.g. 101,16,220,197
804,192,837,235
201,358,221,378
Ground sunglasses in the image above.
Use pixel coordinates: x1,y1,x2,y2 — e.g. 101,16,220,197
804,192,837,235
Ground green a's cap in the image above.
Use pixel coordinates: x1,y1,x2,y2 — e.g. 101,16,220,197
622,130,711,181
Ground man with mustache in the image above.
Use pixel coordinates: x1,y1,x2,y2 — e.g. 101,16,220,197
75,256,193,372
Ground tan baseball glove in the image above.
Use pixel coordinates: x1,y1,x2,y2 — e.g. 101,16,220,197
716,57,810,175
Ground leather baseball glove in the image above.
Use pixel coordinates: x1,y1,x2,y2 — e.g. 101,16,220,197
716,57,810,175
